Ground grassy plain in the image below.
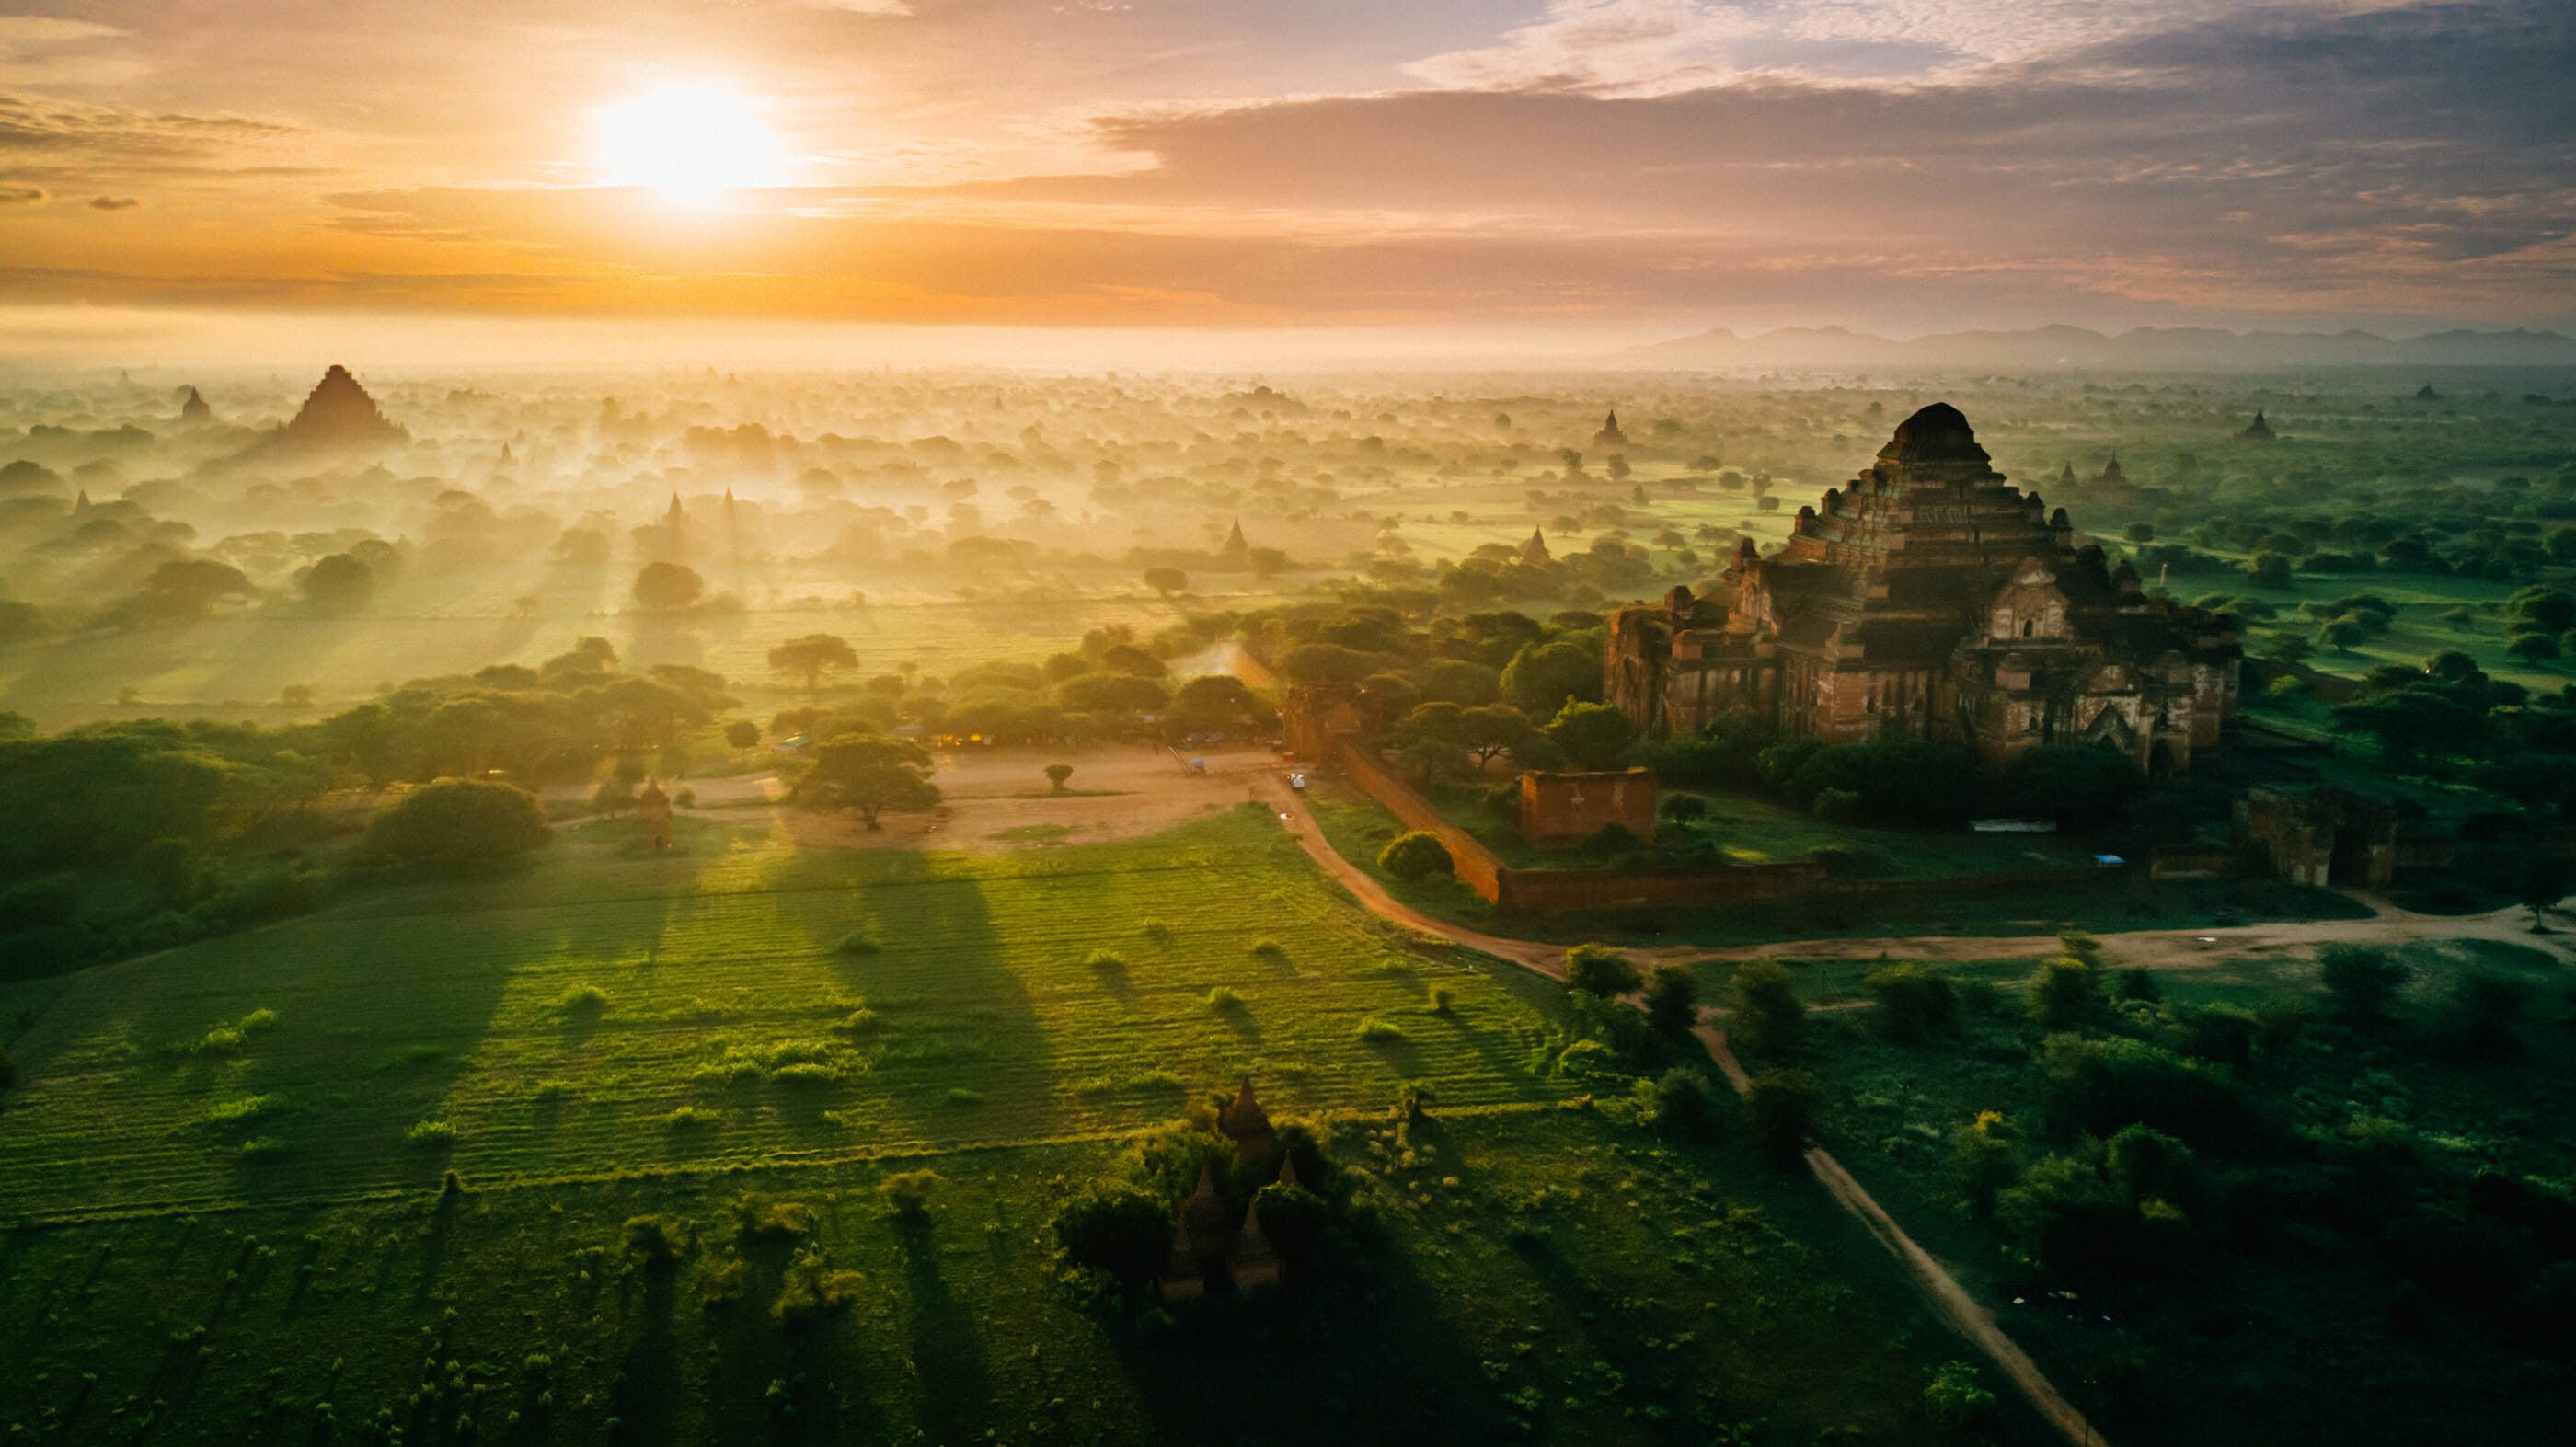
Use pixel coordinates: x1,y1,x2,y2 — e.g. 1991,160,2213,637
0,803,2039,1443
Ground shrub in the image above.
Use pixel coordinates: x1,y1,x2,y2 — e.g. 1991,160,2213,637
1052,1182,1175,1294
1377,830,1455,882
1866,963,1955,1041
2172,1003,2259,1065
772,1256,866,1326
406,1120,455,1148
665,1106,720,1129
1202,985,1244,1011
364,780,552,863
1354,1016,1406,1041
2039,1033,2257,1151
2025,956,2099,1029
2452,971,2533,1054
1643,962,1699,1036
1744,1068,1821,1163
835,931,880,955
1924,1361,1996,1430
624,1215,684,1262
880,1169,939,1220
2318,944,2411,1019
554,983,610,1012
1811,787,1859,824
1140,919,1172,942
1635,1066,1724,1140
1950,1111,2019,1217
735,1197,817,1240
1659,793,1708,822
1996,1152,2130,1273
1085,949,1127,975
1727,958,1806,1058
1426,984,1455,1013
1248,937,1286,960
1045,763,1075,791
1563,942,1641,997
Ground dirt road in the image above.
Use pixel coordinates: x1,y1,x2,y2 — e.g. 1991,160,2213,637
1251,772,2116,1447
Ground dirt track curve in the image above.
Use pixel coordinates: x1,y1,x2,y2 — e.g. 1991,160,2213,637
1249,775,2118,1446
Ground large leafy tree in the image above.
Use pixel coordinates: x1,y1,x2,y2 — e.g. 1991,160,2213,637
769,633,858,692
1545,699,1636,771
629,561,705,612
794,737,941,830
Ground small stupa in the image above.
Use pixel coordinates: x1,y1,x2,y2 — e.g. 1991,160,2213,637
2235,409,2277,444
637,777,673,850
1517,527,1551,567
1592,408,1628,450
1218,518,1251,570
178,386,213,425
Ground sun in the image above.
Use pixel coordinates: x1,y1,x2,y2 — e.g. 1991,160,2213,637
592,85,785,205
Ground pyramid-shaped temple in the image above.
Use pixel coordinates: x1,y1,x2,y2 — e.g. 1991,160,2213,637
276,365,406,448
1605,403,2240,775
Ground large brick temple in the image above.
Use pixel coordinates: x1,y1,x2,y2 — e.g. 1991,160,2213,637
1605,403,2240,775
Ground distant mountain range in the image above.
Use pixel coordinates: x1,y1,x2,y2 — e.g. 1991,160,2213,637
1616,324,2576,371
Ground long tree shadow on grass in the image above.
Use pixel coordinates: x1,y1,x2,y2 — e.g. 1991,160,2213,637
1109,1244,1507,1444
812,848,1052,1144
896,1219,992,1447
608,1258,684,1447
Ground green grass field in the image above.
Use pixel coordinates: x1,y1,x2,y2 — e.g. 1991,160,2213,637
0,807,1579,1221
0,798,2044,1443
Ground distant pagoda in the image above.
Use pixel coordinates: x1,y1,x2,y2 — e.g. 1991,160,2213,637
178,386,213,425
1218,517,1251,570
276,365,406,448
2234,409,2277,444
1592,409,1629,450
1518,527,1551,567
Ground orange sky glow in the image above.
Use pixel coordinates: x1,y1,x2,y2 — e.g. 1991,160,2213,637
0,1,2569,359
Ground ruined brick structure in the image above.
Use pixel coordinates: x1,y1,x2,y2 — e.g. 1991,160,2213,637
1520,768,1658,849
1604,403,2239,775
2234,786,2398,889
1281,681,1382,760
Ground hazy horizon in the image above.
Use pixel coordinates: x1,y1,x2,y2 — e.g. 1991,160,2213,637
4,1,2571,358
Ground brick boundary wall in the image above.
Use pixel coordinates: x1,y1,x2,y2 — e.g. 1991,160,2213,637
1328,744,2135,914
1333,743,1514,903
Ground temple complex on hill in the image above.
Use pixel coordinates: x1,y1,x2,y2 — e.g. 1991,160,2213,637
1605,403,2240,775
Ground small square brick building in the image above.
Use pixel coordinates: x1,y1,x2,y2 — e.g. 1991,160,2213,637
1521,769,1657,849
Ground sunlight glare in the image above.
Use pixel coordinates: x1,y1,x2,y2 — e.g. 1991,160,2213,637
592,85,785,205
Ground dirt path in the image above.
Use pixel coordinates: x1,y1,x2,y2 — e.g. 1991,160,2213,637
1254,772,2115,1447
1654,891,2576,971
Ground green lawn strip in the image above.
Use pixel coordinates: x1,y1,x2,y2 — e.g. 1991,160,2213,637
0,808,1577,1219
0,1108,2007,1446
1777,939,2576,1446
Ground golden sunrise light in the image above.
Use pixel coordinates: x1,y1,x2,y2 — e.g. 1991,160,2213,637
592,84,786,205
3,7,2575,1444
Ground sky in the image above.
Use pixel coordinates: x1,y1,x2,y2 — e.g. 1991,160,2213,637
0,0,2570,361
